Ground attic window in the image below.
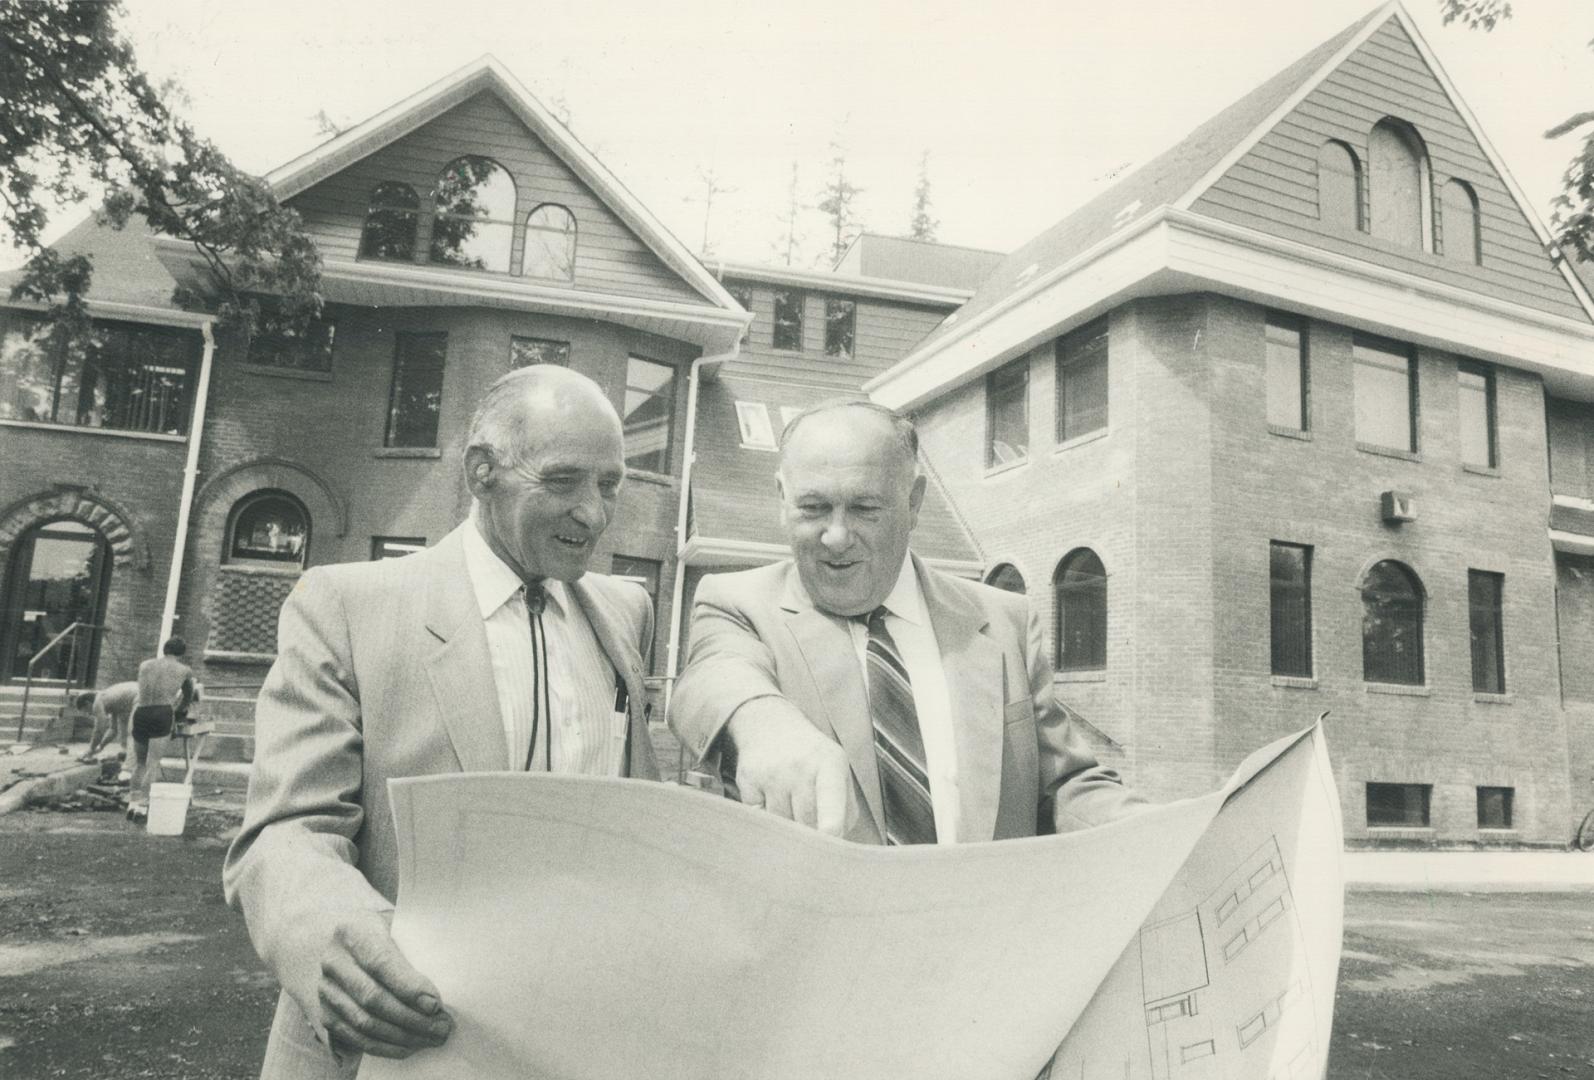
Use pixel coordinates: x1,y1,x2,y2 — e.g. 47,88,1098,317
735,402,777,450
429,155,516,272
524,203,577,281
1368,119,1432,251
1441,179,1482,265
360,182,420,261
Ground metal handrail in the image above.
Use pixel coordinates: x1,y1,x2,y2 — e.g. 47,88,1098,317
15,621,104,742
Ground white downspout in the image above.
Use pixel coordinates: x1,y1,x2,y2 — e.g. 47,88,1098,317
157,319,216,649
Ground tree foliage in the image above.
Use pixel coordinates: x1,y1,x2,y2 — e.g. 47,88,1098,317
817,143,862,267
771,161,804,267
0,0,321,343
1441,0,1594,264
908,150,937,242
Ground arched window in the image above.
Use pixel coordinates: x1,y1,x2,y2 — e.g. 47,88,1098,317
1368,119,1431,250
359,182,420,261
1317,140,1363,230
1441,178,1482,265
1362,560,1424,684
985,563,1027,595
524,203,577,281
429,156,516,272
227,490,310,566
1054,548,1106,672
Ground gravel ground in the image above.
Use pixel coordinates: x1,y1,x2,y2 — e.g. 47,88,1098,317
2,797,1592,1079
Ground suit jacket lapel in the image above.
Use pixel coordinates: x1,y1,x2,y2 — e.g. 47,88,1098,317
915,556,1004,843
422,527,510,772
566,578,656,780
780,570,886,839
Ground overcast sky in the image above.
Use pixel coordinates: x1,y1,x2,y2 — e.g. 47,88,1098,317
10,0,1594,269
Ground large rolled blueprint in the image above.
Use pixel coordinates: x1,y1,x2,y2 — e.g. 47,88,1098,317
361,723,1342,1080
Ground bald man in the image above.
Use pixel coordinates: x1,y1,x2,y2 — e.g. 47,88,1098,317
224,366,660,1080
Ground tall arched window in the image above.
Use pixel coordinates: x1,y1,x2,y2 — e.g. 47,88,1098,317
524,203,577,281
429,156,516,272
985,563,1027,595
1054,548,1106,672
1441,178,1482,265
1362,560,1424,684
1316,140,1363,230
1369,118,1431,250
359,181,420,261
227,490,310,566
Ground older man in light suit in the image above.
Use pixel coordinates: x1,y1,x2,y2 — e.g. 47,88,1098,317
224,366,658,1079
671,401,1139,845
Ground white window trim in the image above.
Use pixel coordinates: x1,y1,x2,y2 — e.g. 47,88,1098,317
735,401,777,451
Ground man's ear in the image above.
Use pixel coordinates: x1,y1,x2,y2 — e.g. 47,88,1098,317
908,472,927,529
464,446,497,498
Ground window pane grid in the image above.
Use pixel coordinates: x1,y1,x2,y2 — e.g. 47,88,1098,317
1055,549,1107,671
1056,322,1108,442
1468,569,1505,693
1362,560,1424,684
772,290,803,351
1269,542,1312,677
385,333,447,448
986,360,1029,468
624,356,676,474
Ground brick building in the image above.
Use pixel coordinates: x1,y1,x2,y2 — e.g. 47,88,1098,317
866,3,1594,846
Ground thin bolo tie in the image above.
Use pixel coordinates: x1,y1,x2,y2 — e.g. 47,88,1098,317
523,583,552,772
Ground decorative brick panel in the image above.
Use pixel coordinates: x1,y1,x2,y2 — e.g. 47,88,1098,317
206,566,297,656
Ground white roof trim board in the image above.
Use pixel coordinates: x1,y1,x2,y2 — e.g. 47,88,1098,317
265,56,741,314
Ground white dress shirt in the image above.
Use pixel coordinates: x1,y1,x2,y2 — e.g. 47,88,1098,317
461,518,629,776
845,551,961,843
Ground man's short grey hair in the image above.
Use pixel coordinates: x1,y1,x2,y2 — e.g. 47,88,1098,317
465,366,545,470
778,399,919,472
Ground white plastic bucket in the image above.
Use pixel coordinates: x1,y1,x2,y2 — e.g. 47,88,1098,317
146,782,192,836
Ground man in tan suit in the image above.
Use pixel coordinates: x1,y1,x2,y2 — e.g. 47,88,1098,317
671,401,1139,845
225,366,659,1079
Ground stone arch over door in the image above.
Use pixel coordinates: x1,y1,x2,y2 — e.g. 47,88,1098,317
0,487,152,686
186,459,346,666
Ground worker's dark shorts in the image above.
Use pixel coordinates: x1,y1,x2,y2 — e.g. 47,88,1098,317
131,705,174,742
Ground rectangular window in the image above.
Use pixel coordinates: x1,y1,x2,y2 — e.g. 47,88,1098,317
509,336,570,368
623,355,676,474
1457,360,1497,468
371,536,426,560
385,333,447,448
734,401,777,450
772,289,804,351
824,298,855,359
985,359,1029,468
1056,320,1108,442
1468,569,1505,693
1477,786,1513,830
1269,542,1312,677
1366,782,1431,827
1352,334,1416,452
248,310,336,374
0,313,201,436
1264,315,1308,430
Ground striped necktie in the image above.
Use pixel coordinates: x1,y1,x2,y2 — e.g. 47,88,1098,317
523,582,550,771
863,606,937,845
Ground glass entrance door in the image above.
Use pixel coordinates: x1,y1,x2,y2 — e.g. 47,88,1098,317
2,520,111,683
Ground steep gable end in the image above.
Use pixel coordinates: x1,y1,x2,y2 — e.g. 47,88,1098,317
286,89,706,306
1190,14,1587,321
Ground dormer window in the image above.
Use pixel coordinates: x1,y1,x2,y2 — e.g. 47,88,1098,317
359,182,420,261
524,204,577,281
429,156,516,272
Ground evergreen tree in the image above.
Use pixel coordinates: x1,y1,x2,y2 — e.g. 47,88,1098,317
817,142,863,266
772,161,804,266
909,150,938,242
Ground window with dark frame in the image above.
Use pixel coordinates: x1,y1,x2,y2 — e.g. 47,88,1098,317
0,312,201,436
1264,315,1308,431
1056,320,1108,443
385,333,448,448
509,337,571,368
428,156,516,272
371,536,426,560
1362,560,1425,685
1054,548,1107,672
1269,542,1312,678
772,289,804,351
1468,569,1505,694
359,181,420,261
824,298,855,359
1457,360,1496,469
227,490,310,565
985,563,1027,595
1476,786,1513,830
623,355,676,474
248,306,337,374
1352,334,1416,452
985,358,1029,468
1366,782,1431,827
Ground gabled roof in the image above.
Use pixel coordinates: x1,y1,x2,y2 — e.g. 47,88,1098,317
910,4,1388,354
265,55,741,315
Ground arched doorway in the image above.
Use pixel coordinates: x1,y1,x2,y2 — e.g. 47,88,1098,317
1,519,112,683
